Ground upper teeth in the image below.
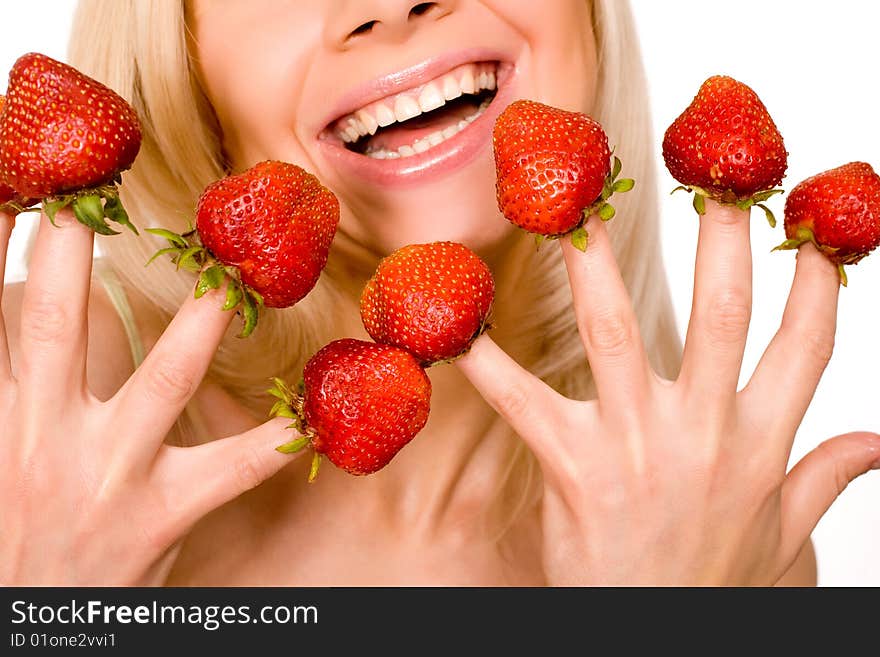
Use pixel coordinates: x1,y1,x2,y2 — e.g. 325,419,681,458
334,62,498,145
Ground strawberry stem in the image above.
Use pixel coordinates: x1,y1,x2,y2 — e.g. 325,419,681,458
145,226,265,337
42,183,138,235
675,185,784,226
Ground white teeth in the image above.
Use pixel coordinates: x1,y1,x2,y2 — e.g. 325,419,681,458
459,69,476,94
394,95,421,122
375,103,396,127
337,63,500,154
418,83,445,113
442,75,462,101
357,110,379,135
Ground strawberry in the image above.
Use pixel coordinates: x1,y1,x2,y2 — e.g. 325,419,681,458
773,162,880,286
0,53,141,234
493,99,634,251
270,339,432,480
360,242,494,365
0,95,37,215
662,75,787,223
148,160,339,337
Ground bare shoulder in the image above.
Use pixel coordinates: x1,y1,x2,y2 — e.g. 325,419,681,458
2,276,136,400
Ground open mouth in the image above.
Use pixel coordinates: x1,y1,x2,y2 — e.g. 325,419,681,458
326,61,500,160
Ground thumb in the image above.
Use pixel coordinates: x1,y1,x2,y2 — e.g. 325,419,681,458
780,431,880,561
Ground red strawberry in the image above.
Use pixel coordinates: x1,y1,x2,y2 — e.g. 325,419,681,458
662,75,787,222
493,99,633,250
271,339,432,479
0,53,141,234
774,162,880,286
360,242,495,365
0,95,37,215
148,160,339,337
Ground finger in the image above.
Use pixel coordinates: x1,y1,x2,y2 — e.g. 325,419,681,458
560,215,652,414
779,431,880,565
679,200,752,403
0,211,16,380
742,244,840,433
456,334,567,463
156,417,303,527
17,208,94,391
110,284,235,454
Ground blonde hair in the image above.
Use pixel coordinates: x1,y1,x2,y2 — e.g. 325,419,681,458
68,0,681,527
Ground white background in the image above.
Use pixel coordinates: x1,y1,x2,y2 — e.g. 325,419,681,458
0,1,877,585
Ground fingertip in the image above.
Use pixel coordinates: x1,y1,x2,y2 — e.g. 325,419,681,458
702,199,750,226
794,241,840,280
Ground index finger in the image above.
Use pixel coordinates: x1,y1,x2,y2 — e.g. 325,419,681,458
109,282,236,459
456,334,566,463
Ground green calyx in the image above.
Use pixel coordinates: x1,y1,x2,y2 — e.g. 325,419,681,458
671,185,784,227
530,154,635,253
42,177,138,235
145,226,265,337
268,377,322,482
771,226,850,287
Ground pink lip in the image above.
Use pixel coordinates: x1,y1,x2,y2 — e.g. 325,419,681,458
317,50,517,187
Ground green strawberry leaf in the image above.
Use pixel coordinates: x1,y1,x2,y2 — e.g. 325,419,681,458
43,198,73,226
751,189,784,203
195,264,225,298
692,193,706,216
670,185,692,196
756,203,776,228
570,226,589,252
534,234,546,251
598,203,616,222
275,436,310,454
176,246,205,272
771,238,804,252
145,247,182,267
612,178,635,194
238,291,260,338
103,195,138,235
145,227,189,249
222,280,244,311
72,195,117,235
612,156,622,181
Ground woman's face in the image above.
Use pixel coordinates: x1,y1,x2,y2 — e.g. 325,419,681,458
189,0,598,257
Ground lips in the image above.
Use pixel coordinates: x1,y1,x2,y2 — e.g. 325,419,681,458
318,51,516,186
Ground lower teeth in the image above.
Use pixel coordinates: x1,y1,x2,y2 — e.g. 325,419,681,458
366,98,492,160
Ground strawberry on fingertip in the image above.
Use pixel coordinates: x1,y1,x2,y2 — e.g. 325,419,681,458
774,161,880,286
493,99,634,251
0,53,142,234
271,339,432,480
147,160,339,337
662,75,787,224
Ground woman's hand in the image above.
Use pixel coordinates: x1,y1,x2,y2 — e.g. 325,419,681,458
0,209,299,585
457,202,880,585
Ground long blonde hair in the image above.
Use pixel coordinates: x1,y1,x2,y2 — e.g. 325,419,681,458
68,0,681,525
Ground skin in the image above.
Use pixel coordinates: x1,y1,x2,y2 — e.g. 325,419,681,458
1,0,878,585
